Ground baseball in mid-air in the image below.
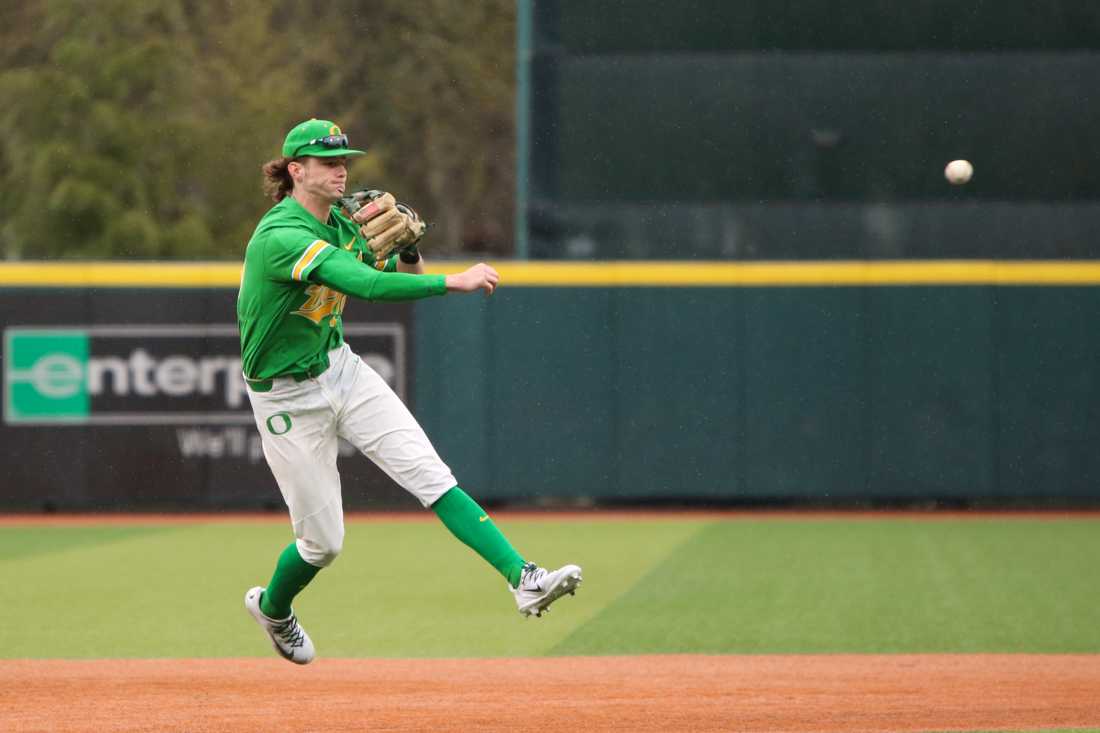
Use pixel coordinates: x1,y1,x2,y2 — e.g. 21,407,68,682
944,159,973,185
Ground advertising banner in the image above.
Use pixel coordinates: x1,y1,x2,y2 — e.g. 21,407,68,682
0,289,417,511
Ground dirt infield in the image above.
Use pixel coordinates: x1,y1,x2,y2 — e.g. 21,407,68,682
2,655,1097,732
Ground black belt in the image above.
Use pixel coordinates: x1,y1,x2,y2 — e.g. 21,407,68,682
245,359,329,392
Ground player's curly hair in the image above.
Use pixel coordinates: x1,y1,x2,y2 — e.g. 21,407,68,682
262,157,298,202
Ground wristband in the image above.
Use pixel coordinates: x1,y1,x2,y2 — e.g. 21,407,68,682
399,247,421,264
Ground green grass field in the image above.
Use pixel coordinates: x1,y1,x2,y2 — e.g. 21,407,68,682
3,514,1098,660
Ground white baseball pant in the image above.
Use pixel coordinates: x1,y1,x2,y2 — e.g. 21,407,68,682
246,342,456,567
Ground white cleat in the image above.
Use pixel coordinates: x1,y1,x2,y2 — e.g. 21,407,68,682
244,586,315,665
511,562,583,618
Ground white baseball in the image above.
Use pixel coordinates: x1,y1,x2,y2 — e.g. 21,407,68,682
944,159,973,185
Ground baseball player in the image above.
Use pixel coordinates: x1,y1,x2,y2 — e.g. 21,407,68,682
238,119,582,664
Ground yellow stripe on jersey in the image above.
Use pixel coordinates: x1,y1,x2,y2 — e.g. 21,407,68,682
292,240,330,281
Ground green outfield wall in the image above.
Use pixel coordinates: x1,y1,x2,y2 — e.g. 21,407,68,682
414,277,1100,504
1,261,1098,507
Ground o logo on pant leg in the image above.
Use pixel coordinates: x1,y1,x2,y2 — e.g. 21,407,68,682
266,412,293,435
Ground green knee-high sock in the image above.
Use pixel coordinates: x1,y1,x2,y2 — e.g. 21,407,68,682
432,486,527,587
260,542,322,619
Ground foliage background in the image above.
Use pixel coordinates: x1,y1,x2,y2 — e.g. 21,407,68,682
0,0,516,260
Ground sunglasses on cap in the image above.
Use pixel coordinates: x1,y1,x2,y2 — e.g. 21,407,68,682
291,134,350,157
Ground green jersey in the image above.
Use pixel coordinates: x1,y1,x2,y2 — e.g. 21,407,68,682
238,196,444,380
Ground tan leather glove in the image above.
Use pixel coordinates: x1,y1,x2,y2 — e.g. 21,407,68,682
340,190,427,261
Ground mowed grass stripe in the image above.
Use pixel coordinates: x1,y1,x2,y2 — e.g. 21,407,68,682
2,524,276,658
308,518,705,658
551,519,1100,655
2,518,705,659
0,525,181,563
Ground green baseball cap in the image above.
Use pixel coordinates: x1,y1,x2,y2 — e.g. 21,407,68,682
282,119,365,158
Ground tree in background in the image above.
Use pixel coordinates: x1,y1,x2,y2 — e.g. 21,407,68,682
299,0,517,257
0,0,516,260
1,0,207,258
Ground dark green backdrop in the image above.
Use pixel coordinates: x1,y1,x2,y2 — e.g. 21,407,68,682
525,0,1100,259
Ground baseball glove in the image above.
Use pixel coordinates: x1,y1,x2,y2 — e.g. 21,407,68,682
340,189,427,261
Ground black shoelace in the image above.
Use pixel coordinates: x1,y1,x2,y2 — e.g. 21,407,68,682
520,563,546,590
273,616,305,648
